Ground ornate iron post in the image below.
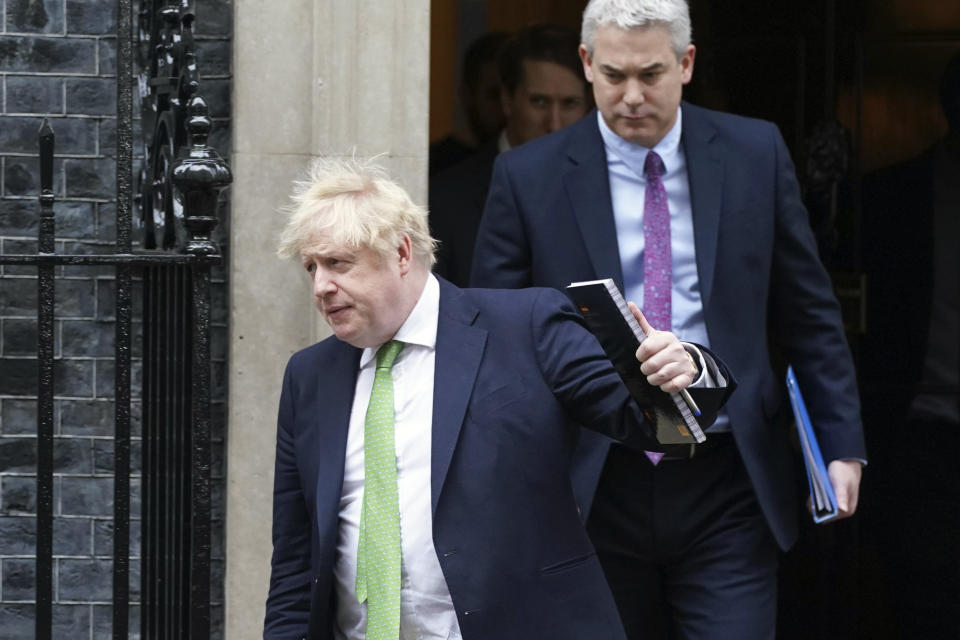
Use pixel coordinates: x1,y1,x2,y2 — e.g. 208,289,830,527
35,120,55,640
173,94,232,638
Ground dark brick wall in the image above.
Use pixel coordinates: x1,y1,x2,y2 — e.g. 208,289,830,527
0,1,231,638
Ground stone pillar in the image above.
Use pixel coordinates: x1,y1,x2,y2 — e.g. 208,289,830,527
226,2,430,637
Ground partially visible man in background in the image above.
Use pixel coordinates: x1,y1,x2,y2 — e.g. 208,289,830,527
859,51,960,640
430,24,590,286
429,31,510,176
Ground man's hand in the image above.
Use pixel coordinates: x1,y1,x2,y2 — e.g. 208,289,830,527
807,460,863,520
629,302,698,393
826,459,862,519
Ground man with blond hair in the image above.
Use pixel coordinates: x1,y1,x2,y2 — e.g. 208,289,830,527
471,0,867,638
264,157,732,640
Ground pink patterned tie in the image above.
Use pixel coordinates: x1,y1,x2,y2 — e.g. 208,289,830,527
643,150,671,331
643,150,671,466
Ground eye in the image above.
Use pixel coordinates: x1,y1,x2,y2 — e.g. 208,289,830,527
304,262,316,274
324,256,355,272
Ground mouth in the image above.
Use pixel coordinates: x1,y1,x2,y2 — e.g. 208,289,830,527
324,303,351,320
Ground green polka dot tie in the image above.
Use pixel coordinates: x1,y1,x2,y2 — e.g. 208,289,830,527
356,340,404,640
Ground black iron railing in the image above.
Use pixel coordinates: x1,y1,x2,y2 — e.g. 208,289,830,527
0,1,231,638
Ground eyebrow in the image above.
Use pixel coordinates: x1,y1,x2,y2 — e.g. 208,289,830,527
301,246,350,260
599,61,666,74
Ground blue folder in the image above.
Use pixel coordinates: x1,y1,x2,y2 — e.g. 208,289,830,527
786,366,839,523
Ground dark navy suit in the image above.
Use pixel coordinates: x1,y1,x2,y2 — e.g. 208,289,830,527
264,279,731,640
429,141,500,287
471,104,866,637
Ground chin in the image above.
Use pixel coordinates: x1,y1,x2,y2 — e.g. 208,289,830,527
618,131,650,146
331,331,352,345
624,126,658,144
337,330,382,350
337,335,367,349
329,324,358,344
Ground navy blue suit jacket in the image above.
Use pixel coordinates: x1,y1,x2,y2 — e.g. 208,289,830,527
264,280,732,639
470,104,866,550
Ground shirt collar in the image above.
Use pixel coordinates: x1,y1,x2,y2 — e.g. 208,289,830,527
497,129,512,154
596,107,683,179
359,273,440,369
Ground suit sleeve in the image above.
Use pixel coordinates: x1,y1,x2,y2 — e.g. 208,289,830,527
470,154,534,288
528,288,735,447
767,124,866,462
530,288,660,450
264,362,313,639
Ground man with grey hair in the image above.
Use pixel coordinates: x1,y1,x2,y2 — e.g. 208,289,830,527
264,158,732,640
471,0,867,638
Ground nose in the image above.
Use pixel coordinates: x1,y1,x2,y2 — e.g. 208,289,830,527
313,268,336,298
547,105,564,132
623,79,645,109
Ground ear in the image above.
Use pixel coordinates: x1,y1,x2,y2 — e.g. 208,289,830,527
579,44,595,83
680,44,696,85
396,234,414,276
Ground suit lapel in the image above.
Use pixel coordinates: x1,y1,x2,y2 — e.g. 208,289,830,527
431,280,486,514
563,114,625,291
311,341,361,536
681,103,723,309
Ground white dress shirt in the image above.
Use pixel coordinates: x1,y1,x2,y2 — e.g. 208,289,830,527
598,109,728,430
497,129,513,154
333,274,463,640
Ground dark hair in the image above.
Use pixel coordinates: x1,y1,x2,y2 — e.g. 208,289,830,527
462,31,512,90
498,24,585,96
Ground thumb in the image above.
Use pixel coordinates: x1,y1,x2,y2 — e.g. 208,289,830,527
629,301,655,338
835,483,850,513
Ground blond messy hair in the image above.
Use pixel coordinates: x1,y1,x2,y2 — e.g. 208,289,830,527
277,156,437,266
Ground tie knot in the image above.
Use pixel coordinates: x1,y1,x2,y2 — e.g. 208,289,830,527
375,340,404,370
644,150,665,178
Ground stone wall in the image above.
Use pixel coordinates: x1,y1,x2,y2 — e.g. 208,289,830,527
0,1,232,637
226,1,430,636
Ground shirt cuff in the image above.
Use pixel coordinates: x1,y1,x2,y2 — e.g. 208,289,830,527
681,343,726,389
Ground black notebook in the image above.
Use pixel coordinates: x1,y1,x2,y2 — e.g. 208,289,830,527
566,279,705,444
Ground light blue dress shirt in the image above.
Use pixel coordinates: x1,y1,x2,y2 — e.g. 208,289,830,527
597,109,729,431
